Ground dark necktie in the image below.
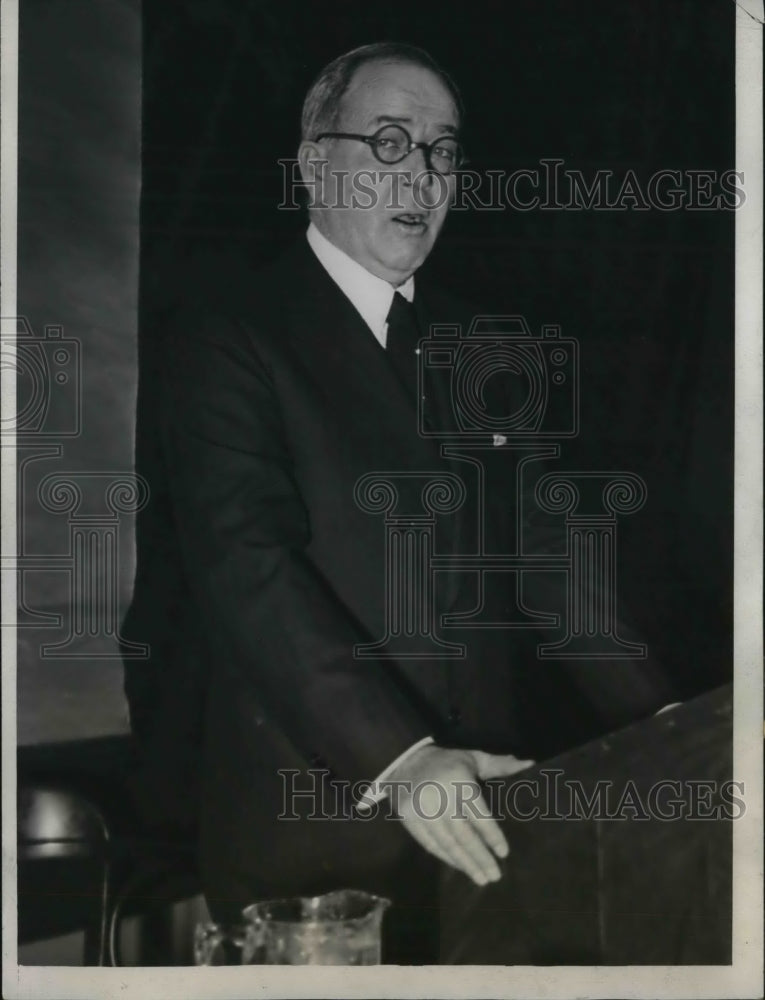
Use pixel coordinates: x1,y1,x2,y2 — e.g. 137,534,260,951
385,291,421,403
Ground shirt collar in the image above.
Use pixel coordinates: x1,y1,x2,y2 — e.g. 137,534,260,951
306,223,414,347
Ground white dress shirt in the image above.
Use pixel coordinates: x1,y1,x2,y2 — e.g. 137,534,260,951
305,223,432,808
306,222,414,347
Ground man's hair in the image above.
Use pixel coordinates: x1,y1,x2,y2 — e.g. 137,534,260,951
300,42,463,142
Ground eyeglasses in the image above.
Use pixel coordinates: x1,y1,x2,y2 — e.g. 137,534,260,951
314,124,465,175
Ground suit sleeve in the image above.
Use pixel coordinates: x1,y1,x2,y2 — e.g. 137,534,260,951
159,312,431,787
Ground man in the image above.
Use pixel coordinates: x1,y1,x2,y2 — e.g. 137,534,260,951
122,42,674,962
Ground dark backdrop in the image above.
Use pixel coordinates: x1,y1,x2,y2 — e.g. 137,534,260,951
17,0,140,745
139,0,734,697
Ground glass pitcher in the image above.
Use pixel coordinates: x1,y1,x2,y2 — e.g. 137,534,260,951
241,889,391,965
194,921,248,965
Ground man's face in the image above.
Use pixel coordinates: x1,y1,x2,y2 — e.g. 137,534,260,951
301,59,459,285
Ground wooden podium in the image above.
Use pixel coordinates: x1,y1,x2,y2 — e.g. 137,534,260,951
440,685,733,964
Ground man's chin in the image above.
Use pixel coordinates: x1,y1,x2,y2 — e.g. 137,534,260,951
378,239,434,281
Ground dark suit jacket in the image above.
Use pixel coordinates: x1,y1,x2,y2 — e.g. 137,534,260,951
122,238,675,911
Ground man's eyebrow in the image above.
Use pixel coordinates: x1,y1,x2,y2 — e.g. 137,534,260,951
372,114,459,135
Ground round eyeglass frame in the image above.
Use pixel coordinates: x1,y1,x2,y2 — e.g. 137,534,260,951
313,124,466,174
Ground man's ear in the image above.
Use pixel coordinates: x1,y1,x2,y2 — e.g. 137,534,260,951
297,140,328,209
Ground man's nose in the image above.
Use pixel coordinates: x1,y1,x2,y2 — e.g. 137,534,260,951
412,161,447,209
398,145,430,185
411,144,431,174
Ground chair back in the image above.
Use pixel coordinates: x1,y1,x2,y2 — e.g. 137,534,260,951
18,785,111,965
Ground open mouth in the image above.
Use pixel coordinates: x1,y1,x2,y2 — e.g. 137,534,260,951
392,213,428,231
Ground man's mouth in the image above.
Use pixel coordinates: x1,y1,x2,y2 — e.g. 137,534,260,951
392,212,428,231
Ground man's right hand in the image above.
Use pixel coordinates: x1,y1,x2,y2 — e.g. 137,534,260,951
385,744,534,886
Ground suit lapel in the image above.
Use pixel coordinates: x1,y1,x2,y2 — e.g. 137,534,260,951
281,240,447,463
276,242,467,611
414,284,478,580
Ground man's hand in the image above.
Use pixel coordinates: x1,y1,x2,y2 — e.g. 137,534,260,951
385,744,534,886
